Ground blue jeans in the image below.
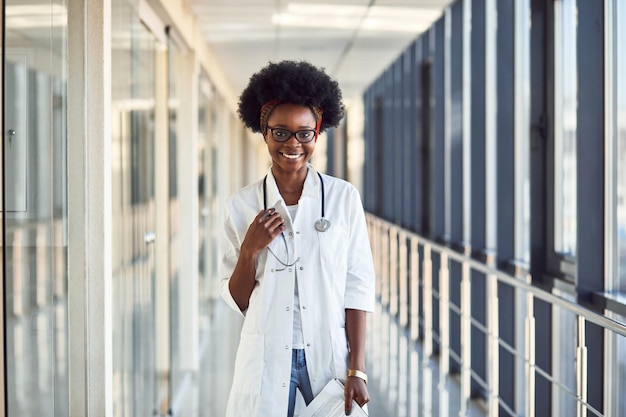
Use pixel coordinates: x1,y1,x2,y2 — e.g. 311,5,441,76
287,349,314,417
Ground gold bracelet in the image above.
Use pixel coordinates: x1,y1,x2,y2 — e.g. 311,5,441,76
347,369,368,384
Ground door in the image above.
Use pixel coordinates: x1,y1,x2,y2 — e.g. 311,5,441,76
1,0,70,416
111,1,160,414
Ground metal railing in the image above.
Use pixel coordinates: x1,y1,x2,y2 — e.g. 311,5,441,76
366,213,626,417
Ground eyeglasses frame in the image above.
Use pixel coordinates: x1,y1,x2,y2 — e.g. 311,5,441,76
266,126,317,143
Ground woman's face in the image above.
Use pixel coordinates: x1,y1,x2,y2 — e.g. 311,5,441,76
264,103,317,177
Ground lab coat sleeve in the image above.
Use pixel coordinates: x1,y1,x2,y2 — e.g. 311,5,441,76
344,186,376,312
219,201,247,317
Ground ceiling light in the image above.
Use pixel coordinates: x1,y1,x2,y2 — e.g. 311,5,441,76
273,3,442,33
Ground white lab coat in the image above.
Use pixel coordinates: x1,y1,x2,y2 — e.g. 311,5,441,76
219,165,375,417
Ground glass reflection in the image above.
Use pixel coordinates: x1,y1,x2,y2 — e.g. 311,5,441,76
2,1,69,416
551,293,577,416
607,312,626,416
111,1,159,415
554,0,578,257
617,0,626,292
614,1,626,416
365,293,481,417
167,40,183,401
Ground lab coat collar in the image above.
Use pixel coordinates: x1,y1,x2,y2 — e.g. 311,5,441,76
264,164,321,210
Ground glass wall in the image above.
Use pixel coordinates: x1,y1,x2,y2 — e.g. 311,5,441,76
167,37,183,397
607,314,626,416
515,0,531,263
111,1,160,415
197,71,215,347
361,0,626,415
2,1,69,416
553,0,577,258
609,0,626,415
616,0,626,292
551,291,577,415
207,93,223,302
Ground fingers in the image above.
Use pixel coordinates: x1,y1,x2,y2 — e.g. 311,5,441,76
256,208,276,222
242,209,287,256
344,387,353,416
344,379,369,415
345,402,352,415
257,208,285,234
251,209,285,242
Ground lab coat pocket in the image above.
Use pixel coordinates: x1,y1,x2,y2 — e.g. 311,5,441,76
331,326,349,378
318,224,348,268
232,332,264,396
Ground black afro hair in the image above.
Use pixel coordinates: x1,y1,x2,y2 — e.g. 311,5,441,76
238,60,345,133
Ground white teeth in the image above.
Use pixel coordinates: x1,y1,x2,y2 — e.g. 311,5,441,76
282,153,301,159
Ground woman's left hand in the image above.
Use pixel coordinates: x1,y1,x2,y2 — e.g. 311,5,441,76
344,376,369,415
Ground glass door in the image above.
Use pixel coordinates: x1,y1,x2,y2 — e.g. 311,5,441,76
1,0,69,416
111,2,160,414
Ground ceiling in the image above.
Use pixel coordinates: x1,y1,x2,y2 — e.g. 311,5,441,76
186,0,453,104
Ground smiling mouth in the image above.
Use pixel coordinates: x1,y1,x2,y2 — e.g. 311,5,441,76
280,152,304,160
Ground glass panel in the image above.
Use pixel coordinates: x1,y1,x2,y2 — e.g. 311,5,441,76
167,39,183,398
111,2,158,415
607,311,626,416
208,95,221,299
198,72,210,343
551,291,577,416
554,0,578,256
616,0,626,292
2,1,69,416
612,2,626,414
515,0,531,263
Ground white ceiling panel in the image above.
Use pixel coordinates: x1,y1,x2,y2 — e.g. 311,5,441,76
187,0,453,101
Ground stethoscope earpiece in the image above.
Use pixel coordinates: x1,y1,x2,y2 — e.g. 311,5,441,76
263,172,330,232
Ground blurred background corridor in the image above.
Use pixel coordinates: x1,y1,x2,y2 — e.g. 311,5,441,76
1,0,626,416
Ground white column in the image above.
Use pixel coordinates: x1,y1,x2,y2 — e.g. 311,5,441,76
67,0,112,415
176,50,200,371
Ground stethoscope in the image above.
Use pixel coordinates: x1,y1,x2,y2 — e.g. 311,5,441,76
263,172,331,233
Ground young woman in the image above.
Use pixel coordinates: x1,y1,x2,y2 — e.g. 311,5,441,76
220,60,375,417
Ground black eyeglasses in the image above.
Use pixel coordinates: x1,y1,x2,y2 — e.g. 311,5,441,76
267,127,317,143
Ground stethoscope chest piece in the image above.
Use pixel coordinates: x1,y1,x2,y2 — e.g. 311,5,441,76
315,218,331,232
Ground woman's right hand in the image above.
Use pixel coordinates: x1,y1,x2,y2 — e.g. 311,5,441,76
241,208,286,258
229,208,286,312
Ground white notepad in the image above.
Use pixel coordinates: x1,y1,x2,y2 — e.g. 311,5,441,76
299,378,368,417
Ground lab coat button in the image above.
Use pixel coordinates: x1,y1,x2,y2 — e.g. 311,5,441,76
282,382,287,387
288,268,293,272
299,266,304,271
285,345,289,349
307,343,311,347
302,305,307,309
286,306,290,311
289,232,293,236
296,231,300,234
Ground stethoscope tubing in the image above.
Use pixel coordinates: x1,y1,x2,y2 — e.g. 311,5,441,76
262,171,328,231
